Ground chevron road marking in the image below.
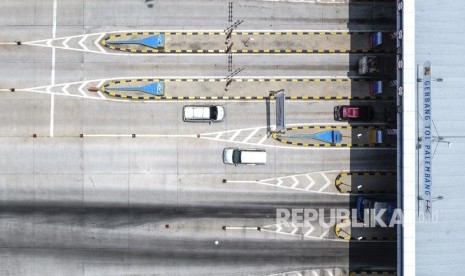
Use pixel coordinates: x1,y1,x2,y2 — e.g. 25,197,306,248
78,35,90,52
304,174,316,190
318,172,332,192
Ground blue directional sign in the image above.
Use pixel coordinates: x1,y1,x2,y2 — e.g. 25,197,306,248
370,32,383,48
370,129,383,144
278,130,342,144
109,82,165,95
107,34,165,49
370,80,383,95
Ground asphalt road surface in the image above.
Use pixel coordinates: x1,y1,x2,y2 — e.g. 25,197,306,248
0,0,397,275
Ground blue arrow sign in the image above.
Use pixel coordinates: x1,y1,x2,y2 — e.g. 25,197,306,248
107,34,165,49
278,130,342,144
108,82,164,96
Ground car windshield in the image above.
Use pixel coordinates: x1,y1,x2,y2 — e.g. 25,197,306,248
232,150,241,164
210,107,218,120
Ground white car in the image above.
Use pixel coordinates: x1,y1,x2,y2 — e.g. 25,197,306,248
182,105,225,123
223,148,267,166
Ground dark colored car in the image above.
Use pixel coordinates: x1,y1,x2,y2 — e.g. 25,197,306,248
334,105,375,121
356,196,397,227
145,0,156,8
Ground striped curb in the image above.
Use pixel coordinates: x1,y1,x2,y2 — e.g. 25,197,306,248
334,220,396,242
101,78,395,101
335,171,397,194
271,126,396,148
100,31,397,54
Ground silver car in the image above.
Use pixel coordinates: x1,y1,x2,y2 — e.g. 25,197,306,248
182,105,225,123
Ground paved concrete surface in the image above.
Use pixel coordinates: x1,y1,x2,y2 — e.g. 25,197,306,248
0,0,397,275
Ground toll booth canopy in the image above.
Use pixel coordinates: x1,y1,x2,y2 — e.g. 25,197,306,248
275,91,285,132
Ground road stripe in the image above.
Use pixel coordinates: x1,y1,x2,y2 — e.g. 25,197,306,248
257,135,269,145
228,130,241,142
50,0,57,138
242,128,260,143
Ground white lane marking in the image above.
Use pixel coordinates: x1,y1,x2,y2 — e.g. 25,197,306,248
18,88,125,102
62,83,70,94
223,226,259,230
51,47,56,85
202,126,267,136
77,82,88,96
94,33,107,53
257,134,268,145
304,224,315,237
290,223,299,235
97,91,106,99
137,134,197,138
214,132,223,139
259,227,347,242
267,271,307,276
78,35,89,52
290,176,299,188
50,92,55,137
312,271,319,276
274,178,283,186
304,174,316,190
52,0,57,38
228,171,350,194
11,89,365,111
227,179,349,195
242,128,260,143
206,135,359,150
49,0,57,138
97,79,106,89
228,130,241,142
43,44,104,54
319,228,330,239
84,134,197,138
95,79,107,98
50,47,56,137
17,29,387,55
317,172,331,192
325,269,334,276
83,134,133,138
259,171,336,183
23,75,359,90
49,0,58,138
62,37,71,48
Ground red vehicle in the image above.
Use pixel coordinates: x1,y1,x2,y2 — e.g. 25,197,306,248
334,105,375,121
